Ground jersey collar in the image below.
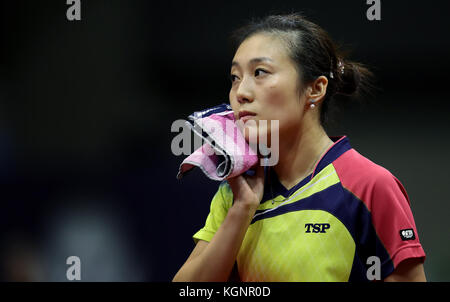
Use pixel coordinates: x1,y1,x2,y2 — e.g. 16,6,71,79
261,135,352,202
311,135,352,179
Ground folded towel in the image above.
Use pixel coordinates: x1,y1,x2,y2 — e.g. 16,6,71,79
176,103,259,181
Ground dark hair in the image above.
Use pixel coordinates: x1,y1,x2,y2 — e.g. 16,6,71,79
229,13,375,127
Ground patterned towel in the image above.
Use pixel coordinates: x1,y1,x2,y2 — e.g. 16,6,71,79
176,103,259,181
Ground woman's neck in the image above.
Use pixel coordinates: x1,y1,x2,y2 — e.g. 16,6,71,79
272,119,334,190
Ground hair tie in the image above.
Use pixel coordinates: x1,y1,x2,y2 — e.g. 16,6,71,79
337,60,345,75
329,59,345,79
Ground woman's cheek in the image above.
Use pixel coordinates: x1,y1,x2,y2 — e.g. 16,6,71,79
264,79,287,104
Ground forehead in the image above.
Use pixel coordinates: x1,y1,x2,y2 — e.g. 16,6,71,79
232,33,290,65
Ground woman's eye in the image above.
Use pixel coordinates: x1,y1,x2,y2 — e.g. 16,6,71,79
254,68,268,77
230,74,239,82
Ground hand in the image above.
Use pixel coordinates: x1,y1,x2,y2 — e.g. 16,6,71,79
227,164,265,212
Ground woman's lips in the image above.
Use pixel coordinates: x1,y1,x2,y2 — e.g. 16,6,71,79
239,115,256,123
238,111,257,122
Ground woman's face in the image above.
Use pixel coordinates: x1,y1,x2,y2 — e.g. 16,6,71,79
229,33,307,146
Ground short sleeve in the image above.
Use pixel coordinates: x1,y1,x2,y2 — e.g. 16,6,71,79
370,172,426,277
193,181,233,243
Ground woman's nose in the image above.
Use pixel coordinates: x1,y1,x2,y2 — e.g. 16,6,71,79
236,77,254,104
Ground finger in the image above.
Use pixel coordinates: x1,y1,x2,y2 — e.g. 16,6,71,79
253,164,266,192
227,174,248,196
246,164,265,191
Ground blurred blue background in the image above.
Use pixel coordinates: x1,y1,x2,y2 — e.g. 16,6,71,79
1,0,449,281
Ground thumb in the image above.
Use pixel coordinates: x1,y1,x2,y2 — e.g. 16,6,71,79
227,174,248,197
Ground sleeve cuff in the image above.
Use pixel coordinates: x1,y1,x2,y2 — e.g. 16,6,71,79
381,244,426,279
391,244,426,268
193,229,215,244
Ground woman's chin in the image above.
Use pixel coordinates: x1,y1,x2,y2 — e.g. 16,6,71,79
243,127,271,147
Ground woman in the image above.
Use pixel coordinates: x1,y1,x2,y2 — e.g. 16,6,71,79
173,13,426,282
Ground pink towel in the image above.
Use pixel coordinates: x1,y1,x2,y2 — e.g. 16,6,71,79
177,104,258,181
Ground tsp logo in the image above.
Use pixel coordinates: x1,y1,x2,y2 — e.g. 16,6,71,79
305,223,330,233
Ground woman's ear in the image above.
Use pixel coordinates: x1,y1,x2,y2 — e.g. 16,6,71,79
309,76,328,103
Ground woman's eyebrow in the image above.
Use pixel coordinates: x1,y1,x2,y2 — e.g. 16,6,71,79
231,57,274,68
